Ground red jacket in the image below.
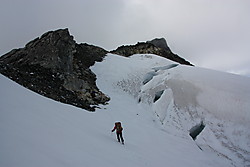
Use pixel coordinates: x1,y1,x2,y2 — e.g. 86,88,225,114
112,124,123,133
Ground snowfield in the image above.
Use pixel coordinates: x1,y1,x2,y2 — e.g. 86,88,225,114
1,53,250,167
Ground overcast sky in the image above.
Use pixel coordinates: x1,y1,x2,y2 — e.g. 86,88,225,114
1,0,250,76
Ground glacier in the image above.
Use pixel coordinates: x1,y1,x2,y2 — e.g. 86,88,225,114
0,53,250,167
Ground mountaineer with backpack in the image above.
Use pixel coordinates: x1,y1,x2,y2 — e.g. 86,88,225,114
111,122,124,144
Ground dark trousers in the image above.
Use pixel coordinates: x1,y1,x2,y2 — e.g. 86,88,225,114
116,132,124,143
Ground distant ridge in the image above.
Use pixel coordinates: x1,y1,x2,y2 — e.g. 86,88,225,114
111,38,193,66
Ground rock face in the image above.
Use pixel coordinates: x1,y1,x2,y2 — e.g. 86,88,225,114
0,28,194,111
111,38,193,66
0,28,110,111
147,38,171,51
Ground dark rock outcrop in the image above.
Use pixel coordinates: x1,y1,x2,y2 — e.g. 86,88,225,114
0,28,110,111
111,38,193,66
147,38,171,51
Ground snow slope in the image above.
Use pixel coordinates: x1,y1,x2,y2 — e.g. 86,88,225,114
1,53,250,167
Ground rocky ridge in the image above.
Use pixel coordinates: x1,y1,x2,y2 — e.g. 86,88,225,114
0,28,193,111
111,38,193,66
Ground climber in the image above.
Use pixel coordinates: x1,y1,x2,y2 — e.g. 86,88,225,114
111,122,124,144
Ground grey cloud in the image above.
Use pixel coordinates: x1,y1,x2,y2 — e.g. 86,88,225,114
0,0,250,76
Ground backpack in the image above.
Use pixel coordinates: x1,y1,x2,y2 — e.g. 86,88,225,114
115,122,123,132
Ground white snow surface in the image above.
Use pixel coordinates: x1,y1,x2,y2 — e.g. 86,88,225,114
1,53,250,167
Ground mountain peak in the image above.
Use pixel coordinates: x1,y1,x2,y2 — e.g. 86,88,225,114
0,28,110,111
146,38,171,52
